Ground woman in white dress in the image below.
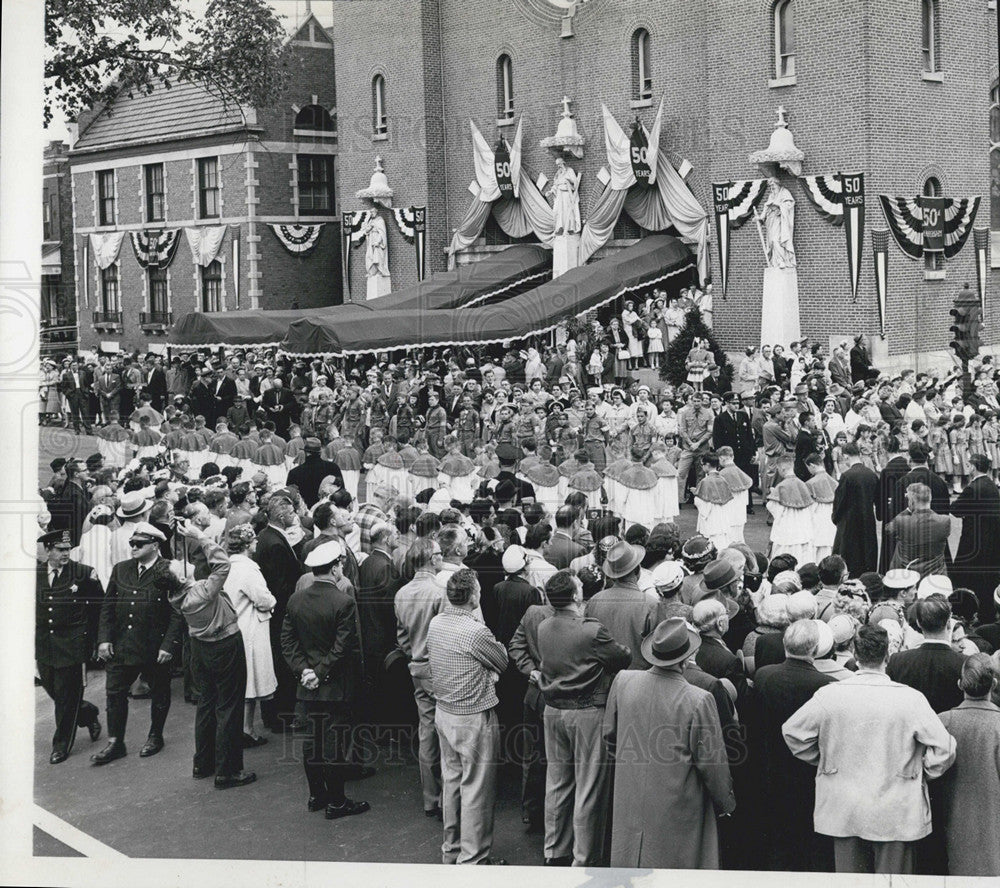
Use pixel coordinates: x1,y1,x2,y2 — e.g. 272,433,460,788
621,301,644,370
222,524,277,746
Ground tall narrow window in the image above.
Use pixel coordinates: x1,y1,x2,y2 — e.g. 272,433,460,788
774,0,795,79
201,259,222,312
43,188,52,240
631,29,652,102
145,163,165,223
372,75,387,137
100,264,119,313
921,0,938,72
298,155,335,215
97,170,116,226
148,267,168,315
198,157,219,219
497,54,514,121
923,176,943,273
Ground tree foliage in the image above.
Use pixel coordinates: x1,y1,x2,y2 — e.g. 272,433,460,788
45,0,290,127
660,307,734,389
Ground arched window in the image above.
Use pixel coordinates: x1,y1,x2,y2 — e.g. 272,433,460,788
372,75,387,137
497,54,514,122
921,0,939,73
923,176,943,273
294,104,336,137
773,0,795,79
631,28,652,102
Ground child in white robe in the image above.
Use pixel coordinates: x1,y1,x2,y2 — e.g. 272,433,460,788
694,452,733,550
805,452,838,562
717,446,752,544
767,461,815,565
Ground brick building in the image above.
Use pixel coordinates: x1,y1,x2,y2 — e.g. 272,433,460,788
68,10,342,353
329,0,998,361
42,140,78,356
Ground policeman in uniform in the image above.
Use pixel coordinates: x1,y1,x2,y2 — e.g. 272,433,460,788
36,529,103,764
92,521,184,765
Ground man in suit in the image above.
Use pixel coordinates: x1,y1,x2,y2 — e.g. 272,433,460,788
36,529,103,764
828,345,852,390
544,506,586,570
950,454,1000,623
897,442,951,517
885,483,951,578
877,435,912,571
752,620,836,871
713,392,756,493
260,375,298,438
145,355,168,412
286,437,344,507
92,521,184,764
282,540,370,819
887,594,966,714
187,366,215,425
849,334,879,385
783,624,955,875
832,443,880,577
693,597,747,703
47,458,91,547
60,358,93,433
94,363,122,426
877,384,904,432
254,495,304,732
208,367,237,427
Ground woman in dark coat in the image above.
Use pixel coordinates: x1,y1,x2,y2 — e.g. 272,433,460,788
950,455,1000,622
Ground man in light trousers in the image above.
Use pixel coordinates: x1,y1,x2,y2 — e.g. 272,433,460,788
427,568,508,865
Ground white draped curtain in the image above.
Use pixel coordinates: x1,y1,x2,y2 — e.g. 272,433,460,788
185,225,228,267
89,232,126,269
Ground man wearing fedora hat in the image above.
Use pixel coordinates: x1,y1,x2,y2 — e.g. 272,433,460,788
603,617,735,869
93,521,184,765
536,570,630,866
584,540,657,670
109,489,153,566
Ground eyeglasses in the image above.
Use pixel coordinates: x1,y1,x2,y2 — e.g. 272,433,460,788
129,540,153,548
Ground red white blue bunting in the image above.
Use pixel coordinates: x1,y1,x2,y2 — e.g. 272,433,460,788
268,223,325,255
130,229,181,268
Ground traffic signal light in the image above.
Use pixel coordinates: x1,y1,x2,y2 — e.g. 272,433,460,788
949,284,982,362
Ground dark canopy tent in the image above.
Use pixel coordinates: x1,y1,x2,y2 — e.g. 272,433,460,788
280,235,696,356
168,243,552,348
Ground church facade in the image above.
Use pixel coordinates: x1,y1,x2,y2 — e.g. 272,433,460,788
330,0,997,359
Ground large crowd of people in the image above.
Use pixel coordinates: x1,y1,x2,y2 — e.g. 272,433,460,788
34,297,1000,875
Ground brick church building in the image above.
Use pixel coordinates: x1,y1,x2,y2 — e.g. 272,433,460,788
69,10,341,352
329,0,997,360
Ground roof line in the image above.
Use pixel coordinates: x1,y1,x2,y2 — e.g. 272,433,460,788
70,124,264,156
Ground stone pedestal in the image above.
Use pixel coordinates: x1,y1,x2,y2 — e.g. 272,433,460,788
552,232,581,278
760,266,801,348
366,273,392,301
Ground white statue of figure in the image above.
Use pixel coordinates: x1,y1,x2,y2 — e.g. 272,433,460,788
547,157,581,236
756,176,797,268
364,212,389,278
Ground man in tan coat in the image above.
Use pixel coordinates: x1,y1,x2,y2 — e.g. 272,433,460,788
782,624,956,874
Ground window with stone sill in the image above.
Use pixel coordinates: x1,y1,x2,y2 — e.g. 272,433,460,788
372,75,388,138
631,28,653,103
921,0,940,74
497,54,514,123
201,260,223,312
773,0,795,81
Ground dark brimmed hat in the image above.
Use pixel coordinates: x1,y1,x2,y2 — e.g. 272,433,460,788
641,618,702,667
602,540,645,579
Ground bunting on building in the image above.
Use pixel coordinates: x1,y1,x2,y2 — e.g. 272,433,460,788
184,225,228,267
726,179,768,229
800,172,866,300
89,231,126,269
268,223,325,255
872,229,890,337
708,179,767,297
130,229,181,268
470,118,523,201
341,210,374,297
974,227,990,322
878,195,981,260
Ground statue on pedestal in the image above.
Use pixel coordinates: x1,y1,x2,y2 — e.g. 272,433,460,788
756,176,797,269
364,213,389,279
548,156,580,236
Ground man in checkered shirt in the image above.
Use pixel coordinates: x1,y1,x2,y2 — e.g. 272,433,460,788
354,482,395,554
426,568,508,865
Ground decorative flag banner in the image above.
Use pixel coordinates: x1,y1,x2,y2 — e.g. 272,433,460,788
232,236,240,309
89,231,126,269
872,229,890,337
391,205,428,281
130,229,180,269
184,225,228,267
726,179,768,229
974,227,989,322
470,117,523,201
801,172,866,300
600,98,664,190
341,210,373,298
711,182,732,298
268,223,325,255
878,195,981,259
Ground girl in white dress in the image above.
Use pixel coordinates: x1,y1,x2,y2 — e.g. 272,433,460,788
222,524,277,746
646,310,664,369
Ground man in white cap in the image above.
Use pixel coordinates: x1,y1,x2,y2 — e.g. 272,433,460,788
109,490,152,566
603,617,734,869
282,539,370,820
93,521,184,765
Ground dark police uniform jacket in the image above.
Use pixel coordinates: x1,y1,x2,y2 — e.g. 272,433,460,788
98,556,185,664
36,560,103,667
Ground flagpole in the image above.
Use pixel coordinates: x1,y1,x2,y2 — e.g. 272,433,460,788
752,210,769,262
